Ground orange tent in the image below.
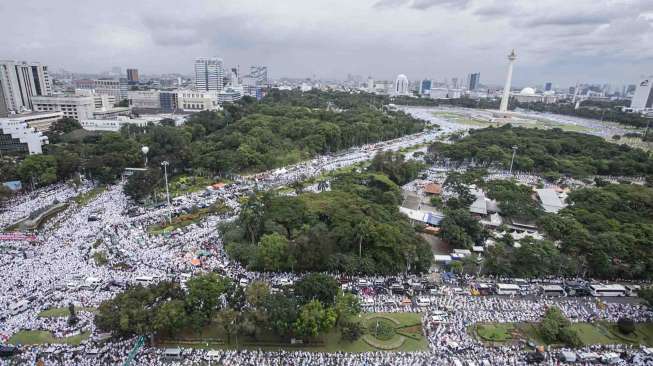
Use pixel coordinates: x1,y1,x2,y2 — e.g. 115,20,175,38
190,258,201,266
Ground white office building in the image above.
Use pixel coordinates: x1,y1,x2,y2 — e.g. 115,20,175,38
31,95,96,120
194,58,224,92
75,89,116,109
80,116,151,132
128,90,161,109
0,111,63,132
0,118,48,154
178,90,219,112
394,74,410,96
0,60,52,115
631,76,653,111
218,87,243,104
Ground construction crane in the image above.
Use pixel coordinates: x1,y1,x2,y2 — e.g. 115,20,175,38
122,336,146,366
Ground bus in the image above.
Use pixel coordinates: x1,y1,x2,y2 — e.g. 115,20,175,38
135,276,154,285
541,285,566,297
625,285,641,297
589,284,627,297
495,283,520,295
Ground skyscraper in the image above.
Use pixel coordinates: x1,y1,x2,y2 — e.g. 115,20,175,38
468,73,480,90
126,68,139,83
544,82,553,92
499,50,516,113
247,66,268,85
394,74,409,96
194,58,224,92
0,60,52,114
631,76,653,110
420,79,432,95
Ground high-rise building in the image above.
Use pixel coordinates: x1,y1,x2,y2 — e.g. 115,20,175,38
420,79,432,95
468,73,480,90
451,77,458,89
194,57,224,92
126,68,139,83
544,82,553,92
394,74,409,96
0,60,52,114
631,76,653,110
247,66,268,86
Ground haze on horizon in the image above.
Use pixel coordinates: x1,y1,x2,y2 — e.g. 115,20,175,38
2,0,652,87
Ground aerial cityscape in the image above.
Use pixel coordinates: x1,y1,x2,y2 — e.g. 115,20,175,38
1,1,653,365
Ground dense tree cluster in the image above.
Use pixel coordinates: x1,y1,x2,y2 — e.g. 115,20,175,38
3,91,425,196
224,171,432,275
428,125,653,178
480,184,653,280
367,151,424,186
95,273,360,342
484,179,543,221
538,307,582,347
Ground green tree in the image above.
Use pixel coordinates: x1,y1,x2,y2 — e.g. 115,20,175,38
216,308,240,344
17,155,58,187
293,300,336,338
257,233,292,272
262,293,298,336
334,293,361,324
245,281,270,308
153,299,188,334
294,273,339,306
185,274,231,329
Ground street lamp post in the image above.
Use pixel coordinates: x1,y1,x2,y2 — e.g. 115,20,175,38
141,146,149,168
509,145,518,175
161,161,172,224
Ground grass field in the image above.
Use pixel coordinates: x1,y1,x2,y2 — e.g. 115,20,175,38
472,322,653,348
73,187,106,205
38,306,96,318
157,312,428,353
147,203,231,235
8,330,90,346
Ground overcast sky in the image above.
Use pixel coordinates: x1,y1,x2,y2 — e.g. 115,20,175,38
2,0,652,87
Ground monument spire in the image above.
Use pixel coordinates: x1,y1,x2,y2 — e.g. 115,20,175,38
499,49,517,113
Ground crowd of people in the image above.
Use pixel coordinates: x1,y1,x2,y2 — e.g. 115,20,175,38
1,119,653,365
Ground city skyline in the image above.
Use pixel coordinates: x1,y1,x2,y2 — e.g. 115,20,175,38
1,0,652,86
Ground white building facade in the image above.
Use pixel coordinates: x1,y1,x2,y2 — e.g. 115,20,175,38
178,90,219,112
0,118,48,154
194,58,224,92
0,60,52,115
128,90,161,109
631,76,653,111
31,96,96,120
394,74,409,96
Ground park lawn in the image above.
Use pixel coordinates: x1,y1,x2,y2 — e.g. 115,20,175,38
38,307,96,318
509,322,653,348
8,330,90,346
157,312,428,353
474,323,516,342
147,203,230,235
73,187,106,205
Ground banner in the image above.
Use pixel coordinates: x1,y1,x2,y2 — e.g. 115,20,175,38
0,233,37,241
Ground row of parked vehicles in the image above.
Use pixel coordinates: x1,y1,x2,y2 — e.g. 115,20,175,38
471,282,641,297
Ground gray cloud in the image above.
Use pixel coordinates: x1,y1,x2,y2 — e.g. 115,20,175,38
373,0,472,10
0,0,650,87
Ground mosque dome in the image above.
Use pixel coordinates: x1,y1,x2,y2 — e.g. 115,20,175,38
519,87,536,95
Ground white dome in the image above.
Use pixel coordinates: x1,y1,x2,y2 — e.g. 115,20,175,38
520,87,536,95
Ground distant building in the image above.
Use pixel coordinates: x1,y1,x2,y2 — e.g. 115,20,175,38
80,116,150,132
128,90,161,110
512,87,557,104
0,118,48,154
247,65,268,85
178,90,219,112
630,76,653,111
218,87,243,104
31,95,96,120
468,73,480,90
126,68,139,83
194,58,224,92
88,79,127,100
394,74,409,96
0,111,63,132
420,80,432,96
544,82,553,92
159,91,178,113
0,60,52,114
